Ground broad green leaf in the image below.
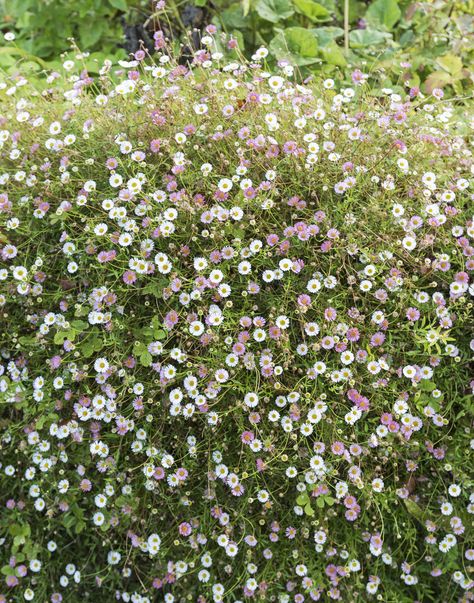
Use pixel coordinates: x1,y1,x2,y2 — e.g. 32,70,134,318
348,28,391,47
312,26,344,45
316,496,325,508
0,46,48,69
348,0,366,22
316,0,336,9
242,0,251,16
293,0,331,22
319,40,346,66
436,54,463,76
424,70,453,93
399,29,414,47
220,5,249,29
109,0,128,9
365,0,401,30
231,30,246,51
255,0,294,23
270,27,320,66
79,22,104,48
325,496,335,506
304,502,315,516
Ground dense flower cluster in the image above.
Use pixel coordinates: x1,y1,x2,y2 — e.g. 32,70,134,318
0,30,473,603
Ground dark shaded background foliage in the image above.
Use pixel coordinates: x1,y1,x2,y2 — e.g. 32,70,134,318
0,0,473,94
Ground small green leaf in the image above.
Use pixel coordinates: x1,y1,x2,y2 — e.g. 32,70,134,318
420,380,436,392
62,514,76,529
54,330,69,345
75,521,86,534
296,493,309,505
36,415,46,430
1,565,16,576
140,351,153,367
325,496,335,506
70,320,88,332
14,535,26,546
316,497,325,508
134,342,147,354
304,502,315,516
82,336,103,358
403,499,425,524
142,282,164,298
9,524,23,537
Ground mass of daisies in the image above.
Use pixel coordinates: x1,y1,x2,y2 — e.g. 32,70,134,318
0,26,473,603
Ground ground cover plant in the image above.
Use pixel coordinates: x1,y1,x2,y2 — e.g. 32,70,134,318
0,28,473,603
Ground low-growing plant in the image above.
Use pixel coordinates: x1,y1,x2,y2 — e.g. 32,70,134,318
0,30,473,603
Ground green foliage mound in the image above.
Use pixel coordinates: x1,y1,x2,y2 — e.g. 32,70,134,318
0,34,473,603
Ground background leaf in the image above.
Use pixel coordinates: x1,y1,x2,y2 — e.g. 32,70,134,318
293,0,331,23
349,28,392,47
365,0,401,30
79,21,104,48
436,54,463,76
270,27,320,65
255,0,294,22
109,0,128,9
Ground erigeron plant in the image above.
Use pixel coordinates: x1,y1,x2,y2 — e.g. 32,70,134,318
0,30,473,603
